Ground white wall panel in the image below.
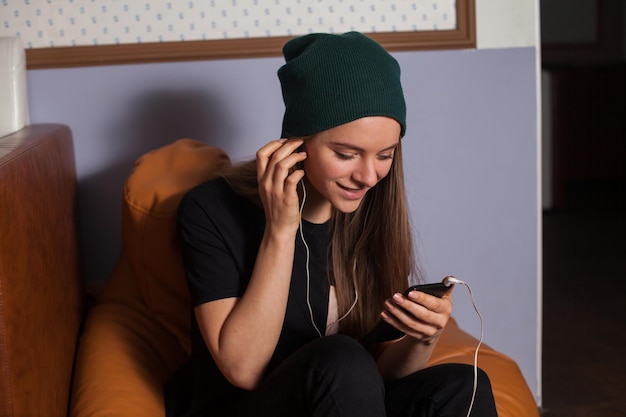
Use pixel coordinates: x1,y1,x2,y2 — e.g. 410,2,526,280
476,0,537,48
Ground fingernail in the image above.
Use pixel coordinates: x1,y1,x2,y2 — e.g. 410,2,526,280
393,293,403,302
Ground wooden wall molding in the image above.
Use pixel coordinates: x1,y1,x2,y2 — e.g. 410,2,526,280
26,0,475,69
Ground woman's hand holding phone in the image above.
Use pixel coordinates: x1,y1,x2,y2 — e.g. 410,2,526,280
382,285,453,345
369,281,455,380
364,281,453,343
256,139,307,237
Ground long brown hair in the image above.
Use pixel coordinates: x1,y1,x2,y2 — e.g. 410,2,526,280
219,141,418,340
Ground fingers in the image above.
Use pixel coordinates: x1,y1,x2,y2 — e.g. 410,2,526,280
256,139,287,177
256,139,305,184
406,289,453,314
255,139,307,233
257,139,306,201
381,291,452,341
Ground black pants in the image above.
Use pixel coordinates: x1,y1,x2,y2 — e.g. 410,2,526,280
226,334,498,417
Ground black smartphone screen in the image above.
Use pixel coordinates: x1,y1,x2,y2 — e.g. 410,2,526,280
403,282,449,298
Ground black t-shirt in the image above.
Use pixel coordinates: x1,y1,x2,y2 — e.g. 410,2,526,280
176,177,330,415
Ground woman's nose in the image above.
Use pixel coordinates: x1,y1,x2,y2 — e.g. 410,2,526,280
352,159,378,187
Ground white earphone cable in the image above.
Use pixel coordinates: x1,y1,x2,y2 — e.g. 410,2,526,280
446,277,484,417
299,181,358,338
299,181,324,338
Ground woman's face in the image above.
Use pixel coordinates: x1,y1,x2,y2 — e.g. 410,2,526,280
301,116,401,222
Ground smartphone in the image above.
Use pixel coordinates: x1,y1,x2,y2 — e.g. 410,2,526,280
363,282,450,343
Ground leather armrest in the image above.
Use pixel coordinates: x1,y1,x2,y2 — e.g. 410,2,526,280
0,124,84,417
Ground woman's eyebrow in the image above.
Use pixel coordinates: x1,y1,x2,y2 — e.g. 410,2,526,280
330,142,398,152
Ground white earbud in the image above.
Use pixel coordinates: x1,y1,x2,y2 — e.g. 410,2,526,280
443,275,463,286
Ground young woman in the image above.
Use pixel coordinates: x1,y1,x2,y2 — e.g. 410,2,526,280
175,32,498,417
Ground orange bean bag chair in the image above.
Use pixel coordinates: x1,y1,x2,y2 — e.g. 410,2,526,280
69,138,539,417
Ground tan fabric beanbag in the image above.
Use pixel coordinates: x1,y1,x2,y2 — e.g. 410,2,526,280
70,139,230,417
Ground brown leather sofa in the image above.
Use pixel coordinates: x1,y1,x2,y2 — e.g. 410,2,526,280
0,124,540,417
0,124,83,417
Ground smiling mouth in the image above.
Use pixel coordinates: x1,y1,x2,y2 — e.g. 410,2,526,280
338,183,368,199
338,182,364,191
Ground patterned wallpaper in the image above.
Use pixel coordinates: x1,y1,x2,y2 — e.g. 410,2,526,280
1,0,457,49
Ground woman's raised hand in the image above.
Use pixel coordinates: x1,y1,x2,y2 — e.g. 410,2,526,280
256,139,307,237
194,139,308,390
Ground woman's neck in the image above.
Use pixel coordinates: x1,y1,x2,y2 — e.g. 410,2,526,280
300,180,332,224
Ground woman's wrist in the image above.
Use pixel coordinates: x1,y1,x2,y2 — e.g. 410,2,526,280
262,223,299,246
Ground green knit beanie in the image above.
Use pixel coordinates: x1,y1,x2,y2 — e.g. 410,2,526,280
278,31,407,138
